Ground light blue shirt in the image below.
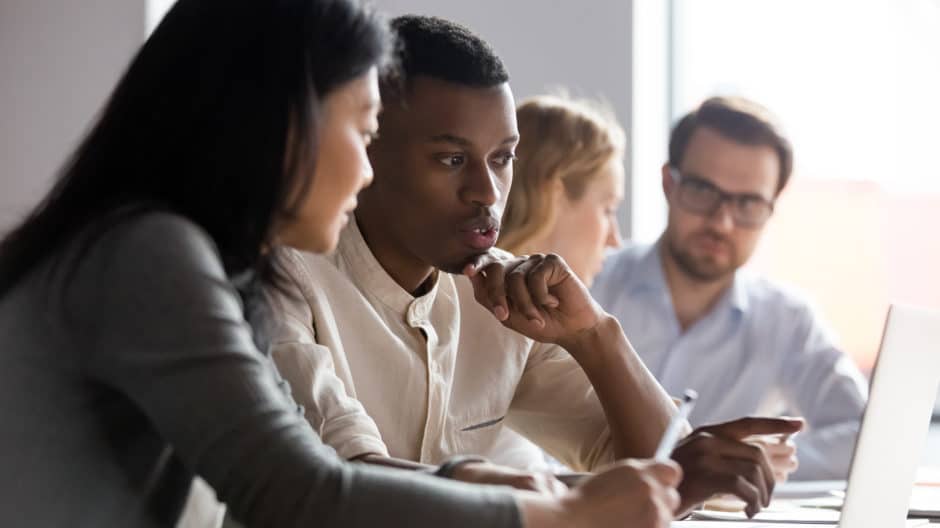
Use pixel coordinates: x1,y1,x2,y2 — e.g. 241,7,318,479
591,242,868,480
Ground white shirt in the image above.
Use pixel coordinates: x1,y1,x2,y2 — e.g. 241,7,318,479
265,219,615,471
591,242,868,479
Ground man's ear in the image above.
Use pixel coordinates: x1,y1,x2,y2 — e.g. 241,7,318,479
661,163,674,201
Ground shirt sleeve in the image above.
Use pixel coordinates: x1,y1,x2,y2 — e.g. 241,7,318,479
778,301,868,480
67,213,520,528
264,249,390,460
507,341,616,472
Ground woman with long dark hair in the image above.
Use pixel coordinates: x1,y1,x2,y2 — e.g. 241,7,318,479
0,0,681,526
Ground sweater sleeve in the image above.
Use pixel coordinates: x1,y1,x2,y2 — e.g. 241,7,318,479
68,212,521,528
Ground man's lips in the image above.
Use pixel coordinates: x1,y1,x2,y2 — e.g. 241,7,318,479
691,233,730,256
457,216,500,251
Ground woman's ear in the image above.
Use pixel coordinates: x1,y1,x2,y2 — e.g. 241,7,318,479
524,178,567,251
550,177,570,212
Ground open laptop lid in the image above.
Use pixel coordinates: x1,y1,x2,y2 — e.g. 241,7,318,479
840,304,940,528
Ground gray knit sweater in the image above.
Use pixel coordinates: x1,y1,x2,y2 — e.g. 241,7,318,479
0,212,521,528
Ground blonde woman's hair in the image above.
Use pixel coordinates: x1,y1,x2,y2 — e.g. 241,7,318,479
499,94,626,254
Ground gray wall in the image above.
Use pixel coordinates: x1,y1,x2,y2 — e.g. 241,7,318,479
373,0,635,235
0,1,636,234
0,0,146,232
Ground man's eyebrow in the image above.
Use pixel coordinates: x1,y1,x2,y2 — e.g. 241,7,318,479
428,134,472,146
686,173,773,201
427,134,520,147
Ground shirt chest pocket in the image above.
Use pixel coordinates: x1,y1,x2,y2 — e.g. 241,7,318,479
446,406,509,455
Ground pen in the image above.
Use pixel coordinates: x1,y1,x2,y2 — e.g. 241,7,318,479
654,389,698,461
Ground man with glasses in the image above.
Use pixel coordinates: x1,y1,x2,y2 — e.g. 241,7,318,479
591,97,867,480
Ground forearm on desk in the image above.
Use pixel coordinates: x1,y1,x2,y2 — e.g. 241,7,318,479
783,347,866,479
559,315,682,459
353,453,434,472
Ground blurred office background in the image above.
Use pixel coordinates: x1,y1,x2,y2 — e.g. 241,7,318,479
2,0,938,463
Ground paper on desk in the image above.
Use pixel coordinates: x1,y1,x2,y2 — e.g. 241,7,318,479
772,480,847,499
672,521,930,528
673,523,820,528
909,485,940,518
690,506,841,524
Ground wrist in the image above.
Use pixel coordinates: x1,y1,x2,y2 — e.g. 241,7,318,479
517,491,576,528
434,455,488,479
556,314,621,361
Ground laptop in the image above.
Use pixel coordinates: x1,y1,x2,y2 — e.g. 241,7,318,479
678,303,940,528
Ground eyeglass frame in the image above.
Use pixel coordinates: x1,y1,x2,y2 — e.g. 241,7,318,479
667,166,776,228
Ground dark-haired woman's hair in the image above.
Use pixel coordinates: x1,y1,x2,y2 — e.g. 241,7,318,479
0,0,393,297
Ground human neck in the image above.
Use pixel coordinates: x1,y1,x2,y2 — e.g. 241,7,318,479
658,241,734,332
354,212,436,298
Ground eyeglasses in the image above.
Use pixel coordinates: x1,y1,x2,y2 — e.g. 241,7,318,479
669,167,775,228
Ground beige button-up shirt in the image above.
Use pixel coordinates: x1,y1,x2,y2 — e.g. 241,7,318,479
267,219,615,471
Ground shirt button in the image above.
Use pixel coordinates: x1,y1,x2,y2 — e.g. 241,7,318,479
278,379,292,396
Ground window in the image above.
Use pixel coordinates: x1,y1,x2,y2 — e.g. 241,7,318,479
645,0,940,374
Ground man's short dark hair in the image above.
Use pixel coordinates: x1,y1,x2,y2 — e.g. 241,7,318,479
387,15,509,90
669,96,794,194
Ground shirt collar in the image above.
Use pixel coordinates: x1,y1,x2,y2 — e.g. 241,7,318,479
726,271,750,314
337,216,439,316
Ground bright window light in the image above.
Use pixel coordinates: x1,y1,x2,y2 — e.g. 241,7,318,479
662,0,940,371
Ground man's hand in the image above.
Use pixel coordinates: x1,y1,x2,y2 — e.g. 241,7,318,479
561,460,682,528
451,461,568,497
671,417,804,518
748,433,799,483
462,252,604,347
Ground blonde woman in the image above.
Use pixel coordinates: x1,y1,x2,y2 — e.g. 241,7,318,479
499,94,626,286
493,94,627,474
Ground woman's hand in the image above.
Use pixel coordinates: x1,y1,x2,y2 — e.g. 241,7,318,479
518,459,681,528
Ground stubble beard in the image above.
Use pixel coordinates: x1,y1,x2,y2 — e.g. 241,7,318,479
666,231,738,283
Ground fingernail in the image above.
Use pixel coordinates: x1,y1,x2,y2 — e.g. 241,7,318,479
545,295,560,308
494,305,508,320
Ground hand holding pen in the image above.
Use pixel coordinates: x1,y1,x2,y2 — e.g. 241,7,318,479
659,389,804,518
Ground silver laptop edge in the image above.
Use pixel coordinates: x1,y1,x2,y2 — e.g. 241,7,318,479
838,304,940,528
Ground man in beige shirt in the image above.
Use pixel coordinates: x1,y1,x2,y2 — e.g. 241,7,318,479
268,15,802,517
